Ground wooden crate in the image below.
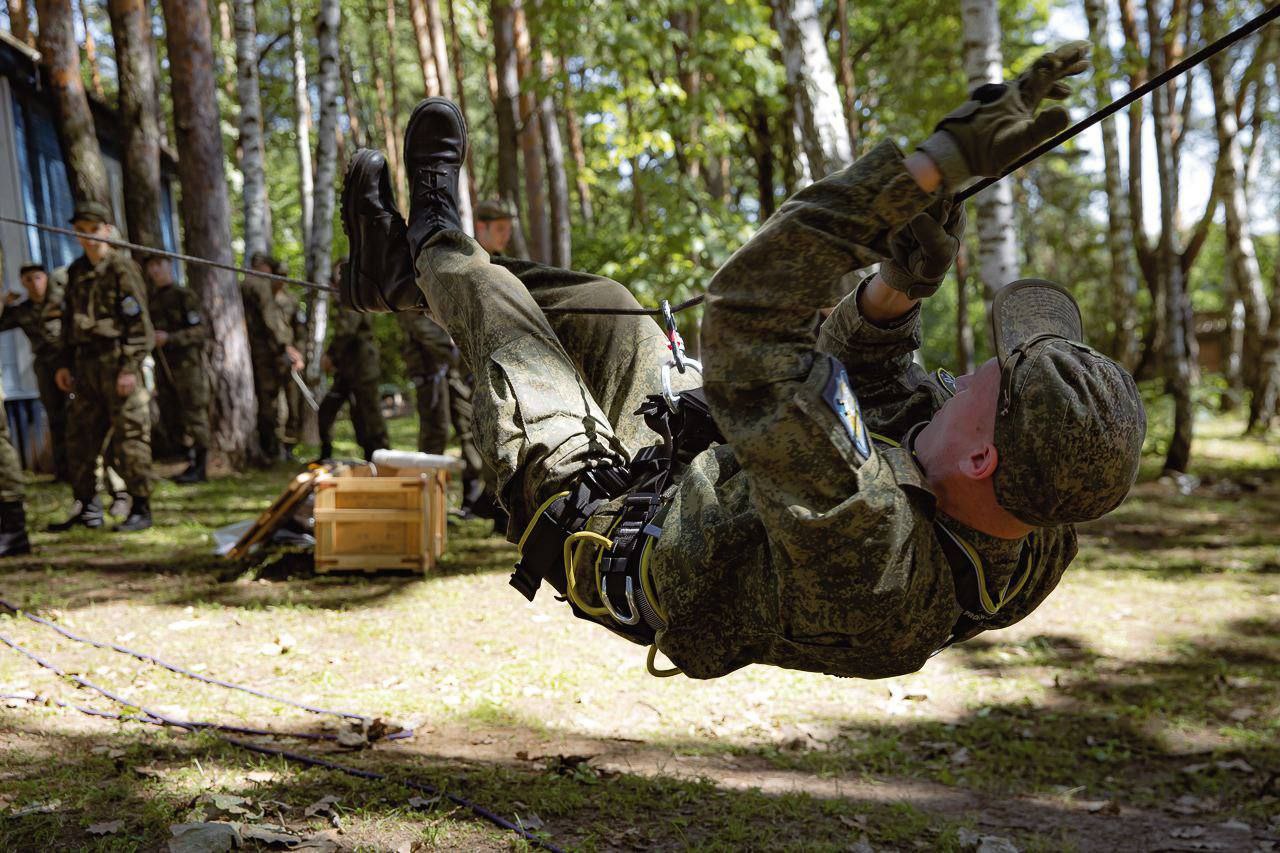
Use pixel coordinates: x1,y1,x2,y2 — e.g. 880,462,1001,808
312,469,449,574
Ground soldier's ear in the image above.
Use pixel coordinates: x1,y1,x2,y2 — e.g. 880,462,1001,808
958,442,999,482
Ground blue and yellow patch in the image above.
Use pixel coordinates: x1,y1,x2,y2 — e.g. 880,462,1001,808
823,362,872,462
120,295,141,318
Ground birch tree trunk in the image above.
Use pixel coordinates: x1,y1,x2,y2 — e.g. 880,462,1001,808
491,0,530,259
289,0,314,252
955,245,976,375
77,0,104,98
35,0,110,207
514,1,549,263
106,0,163,250
560,57,593,226
1083,0,1140,370
216,0,235,98
159,0,256,465
539,46,570,266
6,0,32,46
770,0,851,182
961,0,1019,307
306,0,341,386
233,0,269,258
1248,246,1280,432
339,44,368,150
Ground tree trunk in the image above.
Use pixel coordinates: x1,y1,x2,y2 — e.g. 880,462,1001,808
955,243,976,375
366,0,404,213
513,1,549,263
1247,256,1280,432
384,0,407,203
289,0,315,252
339,43,368,150
410,0,474,232
670,7,702,188
835,0,859,154
961,0,1019,310
770,0,851,181
491,0,529,258
1222,285,1244,412
77,0,104,98
306,0,341,386
1148,0,1192,473
232,0,269,258
1083,0,1140,370
105,0,163,250
216,0,236,98
408,0,442,95
159,0,256,465
446,0,479,222
559,56,593,226
36,0,110,207
538,46,570,267
6,0,33,46
750,99,776,221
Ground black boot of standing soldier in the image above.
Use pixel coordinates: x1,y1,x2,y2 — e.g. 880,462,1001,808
116,496,152,532
0,501,31,557
47,496,104,531
172,447,208,484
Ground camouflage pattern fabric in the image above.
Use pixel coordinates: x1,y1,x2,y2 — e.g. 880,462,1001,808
0,251,26,502
58,251,154,500
150,281,210,449
241,275,294,457
0,270,68,478
318,304,388,457
275,288,308,445
397,310,455,454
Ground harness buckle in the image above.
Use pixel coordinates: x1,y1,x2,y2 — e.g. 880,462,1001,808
600,574,642,626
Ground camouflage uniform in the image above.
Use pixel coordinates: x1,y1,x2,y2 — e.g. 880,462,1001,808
275,287,307,447
0,270,68,479
317,304,388,459
396,310,455,454
241,275,294,458
414,142,1082,679
149,280,210,451
57,250,154,501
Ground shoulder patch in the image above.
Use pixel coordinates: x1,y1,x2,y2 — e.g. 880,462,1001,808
934,367,957,398
295,308,307,325
186,309,202,327
823,362,872,461
120,295,142,318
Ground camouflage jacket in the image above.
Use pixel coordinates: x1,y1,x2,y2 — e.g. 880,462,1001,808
650,141,1078,679
275,287,307,348
241,276,293,362
396,310,457,379
149,282,207,355
57,250,154,375
0,274,66,364
326,304,380,384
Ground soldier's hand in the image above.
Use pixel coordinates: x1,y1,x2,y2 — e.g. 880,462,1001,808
154,330,169,347
918,41,1090,189
879,199,966,300
286,345,305,371
55,368,74,393
4,292,19,305
116,370,137,398
320,354,334,374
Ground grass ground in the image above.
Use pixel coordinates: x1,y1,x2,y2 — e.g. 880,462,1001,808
0,411,1277,851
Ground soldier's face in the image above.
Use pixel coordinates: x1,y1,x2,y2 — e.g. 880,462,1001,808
20,271,47,301
145,260,173,288
476,218,513,253
74,221,110,261
915,357,1002,479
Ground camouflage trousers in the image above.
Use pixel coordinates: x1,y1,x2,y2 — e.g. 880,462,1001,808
154,346,211,450
413,232,698,535
66,357,152,499
34,363,68,480
251,354,285,458
0,382,26,503
317,365,389,460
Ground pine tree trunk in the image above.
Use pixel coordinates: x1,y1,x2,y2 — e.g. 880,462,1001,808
289,0,315,252
306,0,341,386
514,1,549,263
491,0,530,259
339,44,368,150
366,0,404,213
384,0,407,203
35,0,110,207
232,0,269,259
6,0,32,46
410,0,474,232
216,0,236,98
408,0,442,95
670,8,701,187
559,56,593,226
538,47,570,267
1084,0,1140,370
770,0,851,181
961,0,1019,310
105,0,163,250
77,0,104,98
750,99,776,221
159,0,256,465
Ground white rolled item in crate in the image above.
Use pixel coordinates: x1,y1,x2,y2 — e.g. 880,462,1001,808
370,449,466,474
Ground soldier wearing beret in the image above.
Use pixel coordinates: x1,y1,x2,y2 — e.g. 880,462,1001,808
2,262,69,482
141,253,210,484
49,201,155,533
343,45,1144,680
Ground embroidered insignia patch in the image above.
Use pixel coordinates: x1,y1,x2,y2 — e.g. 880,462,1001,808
935,367,957,398
187,310,202,326
120,295,141,318
823,360,872,461
295,309,307,325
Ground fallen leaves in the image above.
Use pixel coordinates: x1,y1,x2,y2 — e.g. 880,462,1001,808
87,819,124,835
168,821,343,853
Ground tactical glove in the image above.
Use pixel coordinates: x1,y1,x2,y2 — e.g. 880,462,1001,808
879,199,967,300
918,41,1091,190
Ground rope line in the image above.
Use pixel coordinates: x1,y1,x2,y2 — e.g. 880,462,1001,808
2,5,1273,317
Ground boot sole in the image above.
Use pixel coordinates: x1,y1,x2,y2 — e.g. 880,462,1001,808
341,149,391,313
403,97,470,173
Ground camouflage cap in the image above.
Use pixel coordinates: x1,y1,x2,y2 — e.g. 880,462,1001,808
69,200,113,226
990,279,1146,526
249,251,279,270
18,262,46,276
474,198,516,221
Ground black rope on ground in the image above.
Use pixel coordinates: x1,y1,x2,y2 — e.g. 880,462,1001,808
0,598,388,727
0,214,336,294
0,635,564,852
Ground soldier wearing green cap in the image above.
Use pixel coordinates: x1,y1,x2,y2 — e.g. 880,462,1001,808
2,262,69,481
49,200,156,533
342,43,1144,679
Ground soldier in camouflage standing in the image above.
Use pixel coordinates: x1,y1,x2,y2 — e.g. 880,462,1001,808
49,201,155,533
396,309,454,455
142,254,210,484
273,263,308,460
2,263,68,481
0,245,33,555
242,252,304,464
343,46,1148,680
317,267,389,461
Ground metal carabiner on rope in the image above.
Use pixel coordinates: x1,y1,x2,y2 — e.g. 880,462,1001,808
658,298,703,409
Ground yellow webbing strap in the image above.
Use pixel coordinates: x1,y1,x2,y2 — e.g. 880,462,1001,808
646,645,682,677
563,531,613,617
517,490,571,555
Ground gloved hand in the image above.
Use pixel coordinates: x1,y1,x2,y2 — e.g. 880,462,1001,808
879,199,966,300
918,41,1091,190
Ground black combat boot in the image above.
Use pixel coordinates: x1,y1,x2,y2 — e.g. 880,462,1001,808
109,491,131,519
315,442,334,463
340,149,418,313
116,496,152,532
0,501,31,557
47,497,104,532
172,447,207,484
403,97,468,259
